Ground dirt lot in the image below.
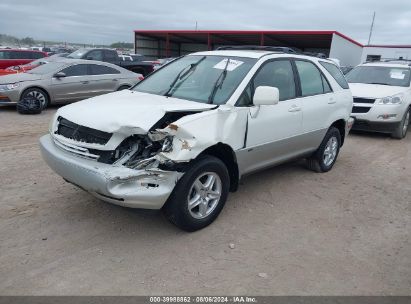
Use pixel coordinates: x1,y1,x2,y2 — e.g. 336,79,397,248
0,106,410,295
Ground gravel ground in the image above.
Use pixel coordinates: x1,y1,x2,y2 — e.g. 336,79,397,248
0,106,410,295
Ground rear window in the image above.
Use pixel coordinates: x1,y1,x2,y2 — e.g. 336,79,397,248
320,61,349,89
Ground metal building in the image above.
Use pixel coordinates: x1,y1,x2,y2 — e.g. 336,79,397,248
133,30,411,67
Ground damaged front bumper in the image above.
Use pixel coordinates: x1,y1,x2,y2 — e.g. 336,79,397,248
39,134,183,209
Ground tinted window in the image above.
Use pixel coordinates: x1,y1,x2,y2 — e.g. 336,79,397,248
61,64,88,76
89,64,120,75
322,75,332,93
320,61,349,89
104,50,117,61
253,60,296,101
86,50,103,61
32,52,46,59
0,51,11,59
295,60,324,96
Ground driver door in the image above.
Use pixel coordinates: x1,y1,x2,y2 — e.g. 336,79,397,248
236,59,304,175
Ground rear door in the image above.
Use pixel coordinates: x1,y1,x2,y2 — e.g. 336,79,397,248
87,64,122,96
293,59,334,149
50,64,90,102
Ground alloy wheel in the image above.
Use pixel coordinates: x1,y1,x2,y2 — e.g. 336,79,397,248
187,172,222,219
323,136,338,167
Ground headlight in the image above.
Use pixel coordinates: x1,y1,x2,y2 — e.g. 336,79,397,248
0,83,20,91
377,93,404,105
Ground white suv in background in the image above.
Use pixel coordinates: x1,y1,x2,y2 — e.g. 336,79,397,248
346,61,411,139
40,49,353,231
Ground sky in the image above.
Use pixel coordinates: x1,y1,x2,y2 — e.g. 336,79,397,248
0,0,410,45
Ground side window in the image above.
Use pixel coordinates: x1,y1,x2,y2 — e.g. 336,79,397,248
237,84,253,107
253,60,296,101
61,64,88,77
86,50,103,61
32,52,45,59
319,61,349,89
322,75,332,93
89,64,120,75
0,51,10,59
104,50,117,61
295,60,324,96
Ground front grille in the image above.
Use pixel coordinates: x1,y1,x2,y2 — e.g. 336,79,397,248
56,117,112,145
352,106,371,114
353,97,375,104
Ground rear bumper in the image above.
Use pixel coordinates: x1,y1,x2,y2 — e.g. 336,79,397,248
351,119,401,133
39,134,182,209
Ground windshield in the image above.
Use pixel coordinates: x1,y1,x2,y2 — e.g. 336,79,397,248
67,49,88,59
133,55,257,104
346,66,411,87
27,62,67,74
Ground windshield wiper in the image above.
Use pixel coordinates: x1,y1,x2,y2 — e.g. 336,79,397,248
164,56,206,97
208,58,230,104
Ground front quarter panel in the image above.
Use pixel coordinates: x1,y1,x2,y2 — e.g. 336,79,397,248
159,106,248,162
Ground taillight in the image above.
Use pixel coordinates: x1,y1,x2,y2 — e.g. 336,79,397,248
138,76,144,81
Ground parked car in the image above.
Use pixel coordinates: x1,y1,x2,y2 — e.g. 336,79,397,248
0,49,48,69
0,59,142,108
39,50,353,231
346,61,411,139
67,48,154,76
0,53,69,76
153,57,178,70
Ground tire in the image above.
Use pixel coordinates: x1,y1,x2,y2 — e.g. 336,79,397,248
21,88,49,109
163,156,230,232
306,127,341,173
16,96,43,115
391,108,410,139
117,85,130,91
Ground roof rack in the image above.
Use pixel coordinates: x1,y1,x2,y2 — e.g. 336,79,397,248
216,45,298,54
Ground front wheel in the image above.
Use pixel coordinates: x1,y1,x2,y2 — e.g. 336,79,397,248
163,156,230,232
21,88,49,109
391,108,410,139
306,127,341,173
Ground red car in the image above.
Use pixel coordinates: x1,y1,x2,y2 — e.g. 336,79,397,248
0,49,48,69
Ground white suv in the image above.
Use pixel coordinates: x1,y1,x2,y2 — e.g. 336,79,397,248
347,61,411,139
40,50,353,231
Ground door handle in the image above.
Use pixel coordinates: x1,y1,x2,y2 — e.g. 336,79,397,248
112,79,118,82
328,98,336,104
82,81,89,84
288,105,301,112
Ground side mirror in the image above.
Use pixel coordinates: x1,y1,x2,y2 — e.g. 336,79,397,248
253,86,280,106
86,56,93,60
54,72,66,78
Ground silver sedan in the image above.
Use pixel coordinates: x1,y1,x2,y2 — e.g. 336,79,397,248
0,59,142,108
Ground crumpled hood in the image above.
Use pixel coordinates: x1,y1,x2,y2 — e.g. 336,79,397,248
349,83,409,99
0,72,42,84
56,90,217,134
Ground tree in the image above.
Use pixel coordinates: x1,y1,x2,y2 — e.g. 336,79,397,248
110,42,133,49
20,37,35,46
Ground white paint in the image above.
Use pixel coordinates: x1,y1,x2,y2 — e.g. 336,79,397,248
329,33,363,67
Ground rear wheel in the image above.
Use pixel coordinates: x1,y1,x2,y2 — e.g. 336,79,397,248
21,88,49,109
307,127,341,173
391,108,410,139
163,156,230,232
